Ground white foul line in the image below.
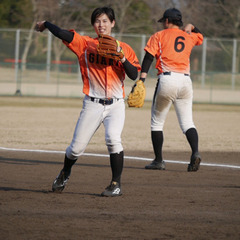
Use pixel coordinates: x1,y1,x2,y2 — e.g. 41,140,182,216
0,146,239,169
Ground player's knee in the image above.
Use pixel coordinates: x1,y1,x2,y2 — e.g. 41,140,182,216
151,119,164,131
107,144,123,154
106,138,123,154
66,145,84,159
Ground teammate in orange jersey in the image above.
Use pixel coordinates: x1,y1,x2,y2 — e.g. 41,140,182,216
35,7,140,196
138,8,203,171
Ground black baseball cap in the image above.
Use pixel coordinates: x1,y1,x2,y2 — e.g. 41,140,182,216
158,8,182,22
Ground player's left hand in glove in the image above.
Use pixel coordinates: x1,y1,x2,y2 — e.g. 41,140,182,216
127,80,146,108
97,34,124,61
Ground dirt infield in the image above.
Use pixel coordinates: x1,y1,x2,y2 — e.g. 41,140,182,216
0,96,240,240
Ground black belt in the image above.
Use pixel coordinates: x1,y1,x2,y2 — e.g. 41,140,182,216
90,97,118,105
163,72,189,76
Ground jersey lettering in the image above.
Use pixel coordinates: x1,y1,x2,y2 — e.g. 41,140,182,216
96,53,100,64
89,53,116,66
101,56,107,65
174,36,185,52
89,53,95,63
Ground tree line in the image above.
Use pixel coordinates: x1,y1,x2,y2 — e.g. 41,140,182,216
0,0,238,72
0,0,239,38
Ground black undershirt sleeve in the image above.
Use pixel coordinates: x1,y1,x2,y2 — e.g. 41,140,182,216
44,21,74,43
141,51,154,74
122,59,138,80
192,27,201,34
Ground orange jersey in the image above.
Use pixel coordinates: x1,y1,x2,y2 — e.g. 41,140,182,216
145,28,203,75
63,30,141,98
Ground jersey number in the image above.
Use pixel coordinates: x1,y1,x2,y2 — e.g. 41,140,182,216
174,36,185,52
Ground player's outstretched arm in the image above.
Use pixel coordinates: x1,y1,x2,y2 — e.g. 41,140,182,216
35,21,74,43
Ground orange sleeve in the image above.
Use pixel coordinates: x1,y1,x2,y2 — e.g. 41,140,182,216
191,32,204,46
121,42,141,71
62,30,87,56
144,32,160,57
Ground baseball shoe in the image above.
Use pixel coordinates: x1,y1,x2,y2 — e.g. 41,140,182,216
188,153,201,172
52,169,70,193
145,160,166,170
101,181,122,197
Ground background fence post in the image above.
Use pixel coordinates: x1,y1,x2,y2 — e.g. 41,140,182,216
78,31,85,82
201,38,207,88
46,31,52,82
141,34,146,62
15,29,21,95
232,39,237,90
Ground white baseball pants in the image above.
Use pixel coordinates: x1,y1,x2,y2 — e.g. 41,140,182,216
151,72,196,133
66,95,125,160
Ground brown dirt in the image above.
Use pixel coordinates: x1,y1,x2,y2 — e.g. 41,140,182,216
0,96,239,240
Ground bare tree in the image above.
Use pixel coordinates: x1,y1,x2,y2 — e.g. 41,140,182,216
32,0,90,67
20,0,240,73
21,0,38,71
180,0,240,38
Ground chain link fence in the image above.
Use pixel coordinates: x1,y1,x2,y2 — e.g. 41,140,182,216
0,28,239,104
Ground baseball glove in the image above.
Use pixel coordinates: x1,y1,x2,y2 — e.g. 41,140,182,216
127,80,146,108
97,34,124,61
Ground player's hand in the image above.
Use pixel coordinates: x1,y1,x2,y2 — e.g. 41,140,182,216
184,23,194,34
35,21,46,32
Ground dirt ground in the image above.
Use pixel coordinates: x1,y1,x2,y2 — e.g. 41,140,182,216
0,96,240,240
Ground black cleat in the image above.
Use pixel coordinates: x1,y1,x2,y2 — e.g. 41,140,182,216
188,153,201,172
52,169,70,193
101,181,122,197
145,160,166,170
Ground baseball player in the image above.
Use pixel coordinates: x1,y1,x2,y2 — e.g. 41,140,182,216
138,8,203,171
35,7,140,196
